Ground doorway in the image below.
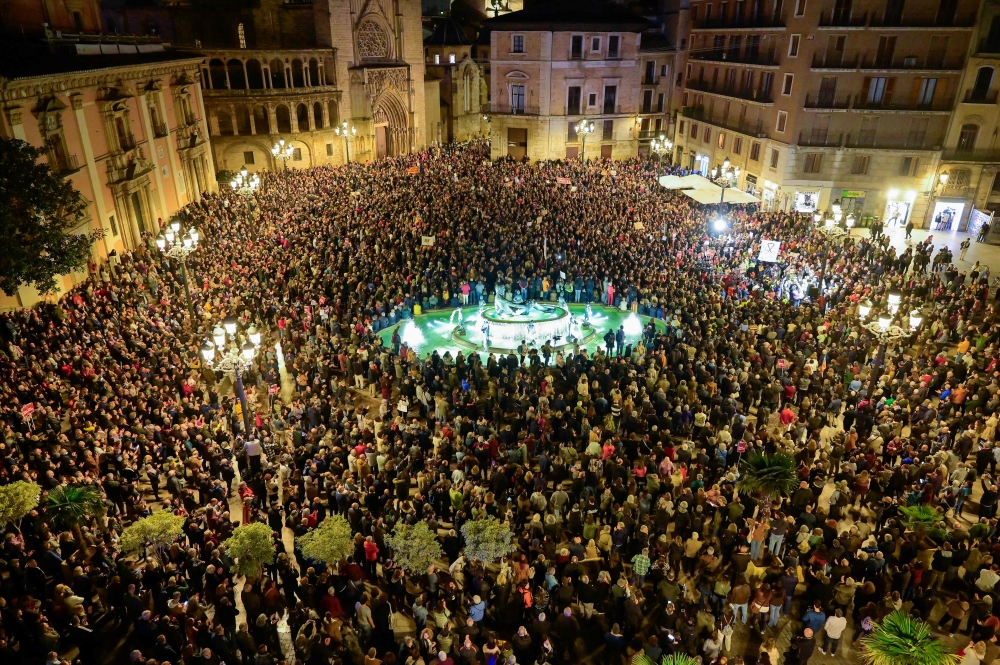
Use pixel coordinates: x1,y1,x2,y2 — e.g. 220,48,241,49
130,191,146,233
931,201,965,232
507,128,527,160
376,126,388,159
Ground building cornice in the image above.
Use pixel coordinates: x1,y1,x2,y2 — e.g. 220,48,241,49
0,58,204,102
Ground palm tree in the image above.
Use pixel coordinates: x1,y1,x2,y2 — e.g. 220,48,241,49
736,451,797,519
634,654,700,665
45,484,105,554
861,611,958,665
898,504,946,542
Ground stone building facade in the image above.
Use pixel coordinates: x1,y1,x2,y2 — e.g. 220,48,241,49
0,48,214,309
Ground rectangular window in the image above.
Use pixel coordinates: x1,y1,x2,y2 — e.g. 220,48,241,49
804,153,822,173
244,150,255,164
657,93,664,112
642,89,653,113
770,148,780,168
512,34,525,53
679,120,686,135
571,35,584,59
434,54,440,64
568,122,578,141
603,85,617,113
608,35,620,58
603,119,614,140
449,53,456,63
238,22,246,49
918,78,937,107
788,34,800,57
109,214,118,236
794,0,806,16
511,84,526,112
867,77,888,103
661,64,668,77
900,156,919,176
733,136,743,155
776,110,787,133
851,154,871,174
718,132,726,148
750,141,761,161
691,122,699,138
326,143,334,156
591,36,602,53
588,93,597,107
704,126,711,142
293,148,302,161
782,73,794,96
568,86,582,115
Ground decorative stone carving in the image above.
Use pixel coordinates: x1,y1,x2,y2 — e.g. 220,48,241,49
364,67,408,105
357,19,390,61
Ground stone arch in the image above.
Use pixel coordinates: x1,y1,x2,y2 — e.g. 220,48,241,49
246,59,265,89
309,58,321,86
236,106,252,134
313,101,325,128
291,59,305,87
328,100,339,127
269,59,286,88
227,59,246,88
224,139,273,171
276,104,292,133
357,16,393,61
253,105,271,134
373,92,409,156
209,59,228,89
217,111,234,135
296,103,309,130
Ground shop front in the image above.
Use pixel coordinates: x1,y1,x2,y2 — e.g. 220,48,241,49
761,179,780,210
883,189,918,228
929,200,967,232
840,190,866,217
794,190,820,214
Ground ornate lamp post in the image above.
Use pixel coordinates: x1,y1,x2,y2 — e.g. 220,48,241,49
650,134,673,173
271,138,294,170
201,318,262,436
155,219,199,323
230,166,260,196
575,120,595,162
811,209,855,295
334,121,357,164
710,157,740,208
857,301,923,398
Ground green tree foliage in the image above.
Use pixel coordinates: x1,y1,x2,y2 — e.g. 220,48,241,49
634,655,701,665
861,611,959,665
44,484,105,553
899,504,947,540
736,451,797,505
223,522,275,579
0,480,41,532
0,138,95,296
460,516,517,565
120,511,187,561
297,515,354,567
385,521,443,576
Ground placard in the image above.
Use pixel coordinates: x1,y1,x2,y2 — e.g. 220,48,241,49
421,236,435,246
758,239,781,263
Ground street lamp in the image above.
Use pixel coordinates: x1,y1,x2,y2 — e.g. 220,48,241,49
230,166,260,196
710,157,740,208
650,134,673,173
202,316,261,437
576,120,595,162
334,121,357,164
271,138,294,170
858,305,922,398
155,219,199,323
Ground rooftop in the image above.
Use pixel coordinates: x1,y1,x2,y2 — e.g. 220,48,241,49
483,0,649,31
0,39,200,81
425,18,474,46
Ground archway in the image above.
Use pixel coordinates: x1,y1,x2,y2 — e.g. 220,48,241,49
372,93,409,158
246,59,265,89
253,106,271,134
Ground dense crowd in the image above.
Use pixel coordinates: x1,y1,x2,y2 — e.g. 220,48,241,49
1,138,999,665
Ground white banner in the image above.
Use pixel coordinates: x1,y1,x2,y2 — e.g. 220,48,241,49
758,239,782,263
421,236,435,246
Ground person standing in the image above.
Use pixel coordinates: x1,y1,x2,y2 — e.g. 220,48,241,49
905,219,914,240
960,237,972,261
820,609,847,655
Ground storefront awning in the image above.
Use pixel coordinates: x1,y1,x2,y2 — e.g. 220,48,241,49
658,173,761,204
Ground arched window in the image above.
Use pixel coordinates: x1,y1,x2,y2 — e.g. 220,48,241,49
297,103,310,130
973,66,994,101
328,100,339,127
227,59,246,89
209,59,228,89
309,58,321,86
313,102,325,128
236,107,252,134
246,60,264,89
357,18,391,61
253,106,270,134
291,59,305,88
217,112,234,136
269,59,286,89
276,105,292,133
958,123,979,151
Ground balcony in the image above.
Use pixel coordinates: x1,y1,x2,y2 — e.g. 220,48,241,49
962,89,999,104
152,121,168,138
638,130,668,140
844,132,939,150
642,76,659,85
941,148,1000,162
804,91,852,110
977,39,1000,56
690,16,785,31
811,51,860,69
54,153,81,175
798,131,844,147
490,103,540,115
682,106,766,137
119,135,137,152
817,11,868,28
852,94,954,112
868,15,975,29
689,51,781,67
204,84,340,98
859,55,964,71
686,79,774,104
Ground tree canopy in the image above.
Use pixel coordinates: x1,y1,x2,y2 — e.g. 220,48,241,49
0,137,93,296
0,480,41,531
460,516,517,565
297,515,354,567
223,522,275,579
385,521,443,576
861,611,959,665
120,511,187,561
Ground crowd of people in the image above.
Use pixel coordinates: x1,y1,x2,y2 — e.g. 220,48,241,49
2,138,1000,665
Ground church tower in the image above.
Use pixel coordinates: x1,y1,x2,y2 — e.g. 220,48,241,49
315,0,427,159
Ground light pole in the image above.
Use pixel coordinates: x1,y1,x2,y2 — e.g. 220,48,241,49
201,317,262,437
576,120,595,162
857,299,922,399
155,219,199,324
710,157,740,209
650,134,673,174
335,121,357,164
271,138,294,170
230,166,260,196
